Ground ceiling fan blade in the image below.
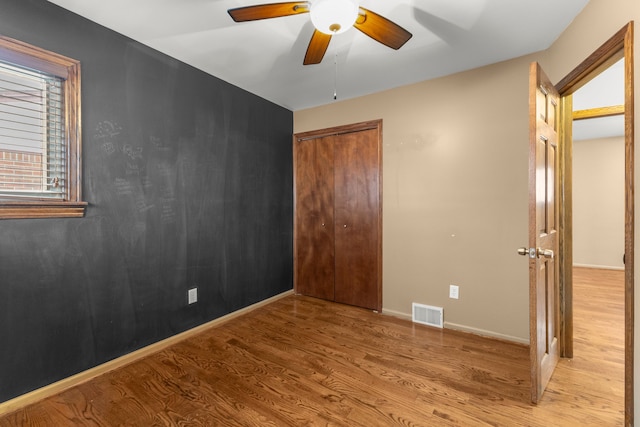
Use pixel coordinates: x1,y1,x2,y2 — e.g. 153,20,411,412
304,30,332,65
228,2,309,22
354,8,412,50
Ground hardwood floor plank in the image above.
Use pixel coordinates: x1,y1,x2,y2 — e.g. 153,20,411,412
0,267,624,426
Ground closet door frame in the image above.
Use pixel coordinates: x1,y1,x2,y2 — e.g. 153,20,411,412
293,119,383,311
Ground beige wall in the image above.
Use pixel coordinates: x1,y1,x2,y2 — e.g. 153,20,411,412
295,58,531,342
295,0,640,415
573,136,625,269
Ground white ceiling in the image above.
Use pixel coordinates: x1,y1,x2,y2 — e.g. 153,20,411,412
573,58,625,141
47,0,590,111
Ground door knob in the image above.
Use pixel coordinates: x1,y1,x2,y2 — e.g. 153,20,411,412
518,247,536,258
537,248,554,259
518,247,553,259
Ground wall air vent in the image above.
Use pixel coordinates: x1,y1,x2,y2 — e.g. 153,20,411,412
412,303,443,328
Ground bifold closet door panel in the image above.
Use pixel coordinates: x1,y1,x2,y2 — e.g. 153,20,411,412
333,129,381,310
294,136,336,301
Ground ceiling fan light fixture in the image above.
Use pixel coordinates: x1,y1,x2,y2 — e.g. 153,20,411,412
310,0,360,35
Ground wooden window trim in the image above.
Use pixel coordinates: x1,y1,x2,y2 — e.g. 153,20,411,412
0,36,86,219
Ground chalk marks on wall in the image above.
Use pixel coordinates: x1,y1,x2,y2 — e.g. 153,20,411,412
114,177,134,196
123,144,143,160
95,120,122,156
92,120,182,227
160,203,177,224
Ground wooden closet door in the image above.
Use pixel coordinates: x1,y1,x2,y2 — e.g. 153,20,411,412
294,136,335,301
333,128,381,311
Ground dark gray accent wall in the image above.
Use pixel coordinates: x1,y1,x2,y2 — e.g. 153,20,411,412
0,0,293,403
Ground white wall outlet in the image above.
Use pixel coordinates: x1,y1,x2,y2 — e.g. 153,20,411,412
188,287,198,304
449,284,459,299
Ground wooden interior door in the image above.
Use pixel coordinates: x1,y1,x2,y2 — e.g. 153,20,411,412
333,128,381,311
294,135,335,301
528,62,560,403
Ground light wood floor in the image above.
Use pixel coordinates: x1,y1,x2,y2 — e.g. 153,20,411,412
0,267,624,426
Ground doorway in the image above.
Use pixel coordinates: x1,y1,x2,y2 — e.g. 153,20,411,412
555,22,634,425
570,56,626,420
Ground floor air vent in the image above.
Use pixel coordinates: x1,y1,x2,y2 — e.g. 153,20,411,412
412,303,443,328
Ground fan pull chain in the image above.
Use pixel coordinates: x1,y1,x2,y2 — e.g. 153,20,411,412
333,51,338,100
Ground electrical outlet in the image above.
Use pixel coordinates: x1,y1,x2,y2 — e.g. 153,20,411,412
449,284,459,299
188,287,198,304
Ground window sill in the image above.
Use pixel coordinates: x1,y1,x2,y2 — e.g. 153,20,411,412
0,200,88,219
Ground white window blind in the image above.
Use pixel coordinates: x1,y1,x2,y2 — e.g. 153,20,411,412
0,61,66,199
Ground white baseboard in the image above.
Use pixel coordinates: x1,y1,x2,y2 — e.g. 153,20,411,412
444,322,529,345
0,289,294,416
573,263,625,271
382,308,528,345
381,308,412,321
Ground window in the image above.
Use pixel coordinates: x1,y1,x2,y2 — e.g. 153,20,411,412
0,36,85,219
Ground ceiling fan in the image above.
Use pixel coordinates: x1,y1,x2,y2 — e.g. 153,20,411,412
228,0,412,65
